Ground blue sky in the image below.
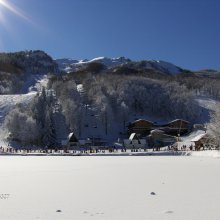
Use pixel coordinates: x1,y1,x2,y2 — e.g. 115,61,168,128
0,0,220,70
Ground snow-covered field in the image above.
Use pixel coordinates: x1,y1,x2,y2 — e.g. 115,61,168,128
0,156,220,220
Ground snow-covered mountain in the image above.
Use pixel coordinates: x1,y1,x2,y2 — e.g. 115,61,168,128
1,50,220,147
56,57,183,75
56,57,131,73
142,60,183,75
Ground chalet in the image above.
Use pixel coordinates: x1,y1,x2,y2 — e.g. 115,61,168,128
124,133,147,148
68,132,78,147
191,133,208,151
128,119,154,137
158,119,190,136
148,129,177,148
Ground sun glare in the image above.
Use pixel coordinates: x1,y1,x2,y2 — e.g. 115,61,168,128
0,0,33,47
0,0,29,21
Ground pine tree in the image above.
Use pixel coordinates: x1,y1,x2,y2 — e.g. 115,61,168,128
42,108,57,148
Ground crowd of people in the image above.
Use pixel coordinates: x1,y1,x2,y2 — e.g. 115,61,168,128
0,146,159,155
0,143,215,155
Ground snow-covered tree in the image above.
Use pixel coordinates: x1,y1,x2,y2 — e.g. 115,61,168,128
209,104,220,147
5,106,41,145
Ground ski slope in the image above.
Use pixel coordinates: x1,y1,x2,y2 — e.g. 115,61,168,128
0,93,36,143
0,75,48,145
196,96,219,111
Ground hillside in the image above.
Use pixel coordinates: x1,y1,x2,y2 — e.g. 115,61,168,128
0,50,58,94
0,50,220,147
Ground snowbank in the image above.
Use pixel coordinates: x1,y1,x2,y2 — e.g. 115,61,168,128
189,150,220,158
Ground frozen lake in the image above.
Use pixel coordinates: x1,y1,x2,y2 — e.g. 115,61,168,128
0,156,220,220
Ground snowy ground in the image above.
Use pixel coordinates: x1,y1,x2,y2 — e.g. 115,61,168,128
195,96,220,123
0,156,220,220
196,96,219,111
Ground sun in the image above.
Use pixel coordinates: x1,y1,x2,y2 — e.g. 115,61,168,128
0,0,8,26
0,0,29,21
0,0,14,14
0,0,4,15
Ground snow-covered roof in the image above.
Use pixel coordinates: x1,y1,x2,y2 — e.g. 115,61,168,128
132,119,154,124
68,132,78,142
191,134,207,142
168,119,189,124
129,133,139,140
68,132,74,139
151,129,164,134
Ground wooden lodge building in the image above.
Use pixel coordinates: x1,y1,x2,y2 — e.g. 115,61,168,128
157,119,190,136
128,119,190,137
128,119,154,137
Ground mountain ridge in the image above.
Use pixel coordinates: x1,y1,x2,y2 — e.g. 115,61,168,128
55,56,184,75
1,50,220,76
